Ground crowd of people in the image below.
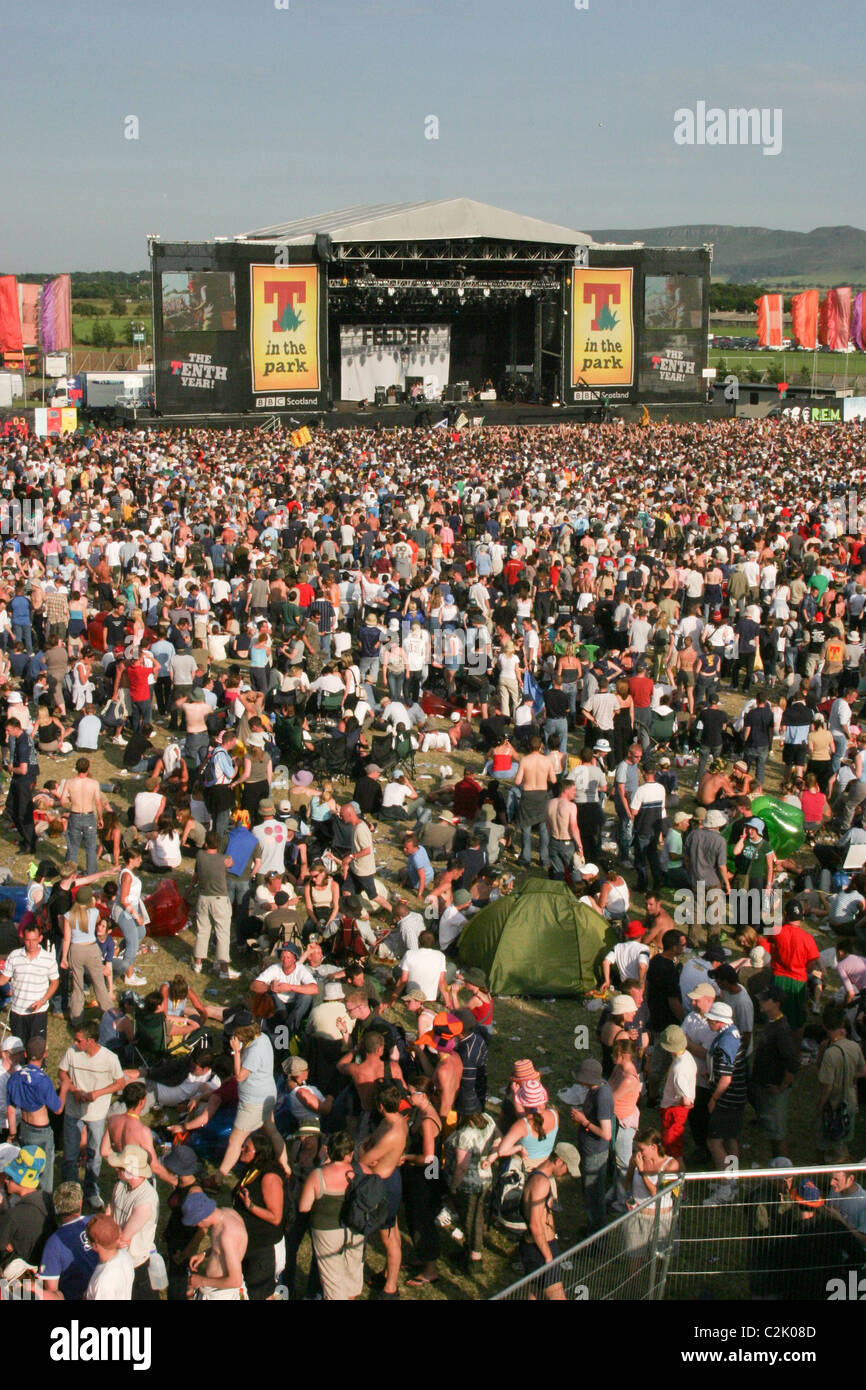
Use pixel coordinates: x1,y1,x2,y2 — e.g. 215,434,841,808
1,413,866,1301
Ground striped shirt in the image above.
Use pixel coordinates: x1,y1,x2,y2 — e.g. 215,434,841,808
708,1024,748,1110
2,946,59,1015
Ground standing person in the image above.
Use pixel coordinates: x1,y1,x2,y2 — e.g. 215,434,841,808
106,1144,160,1302
613,743,643,860
6,1036,62,1193
546,782,584,880
760,902,822,1049
608,1038,642,1213
568,749,607,863
357,1081,409,1301
38,1182,99,1301
232,1132,287,1301
815,1003,866,1165
110,848,149,989
751,985,799,1160
518,1144,582,1300
61,887,115,1024
339,802,393,917
742,691,775,791
58,1022,126,1211
84,1214,135,1300
217,1020,286,1180
182,1192,249,1300
657,1025,696,1162
4,714,38,852
402,1078,444,1289
297,1130,366,1302
59,756,105,872
569,1058,614,1235
0,923,59,1044
703,1001,748,1206
622,1130,681,1273
630,765,666,894
193,831,238,980
446,1108,499,1267
514,736,556,869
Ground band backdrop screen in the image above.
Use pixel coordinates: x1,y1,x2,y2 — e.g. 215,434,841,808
563,246,711,405
339,324,450,401
151,241,329,414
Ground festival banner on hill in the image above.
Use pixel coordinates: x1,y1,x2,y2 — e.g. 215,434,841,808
250,264,319,394
0,276,23,352
571,268,634,388
755,293,784,347
819,287,852,350
791,289,819,349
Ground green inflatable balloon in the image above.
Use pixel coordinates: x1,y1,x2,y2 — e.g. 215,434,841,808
721,794,805,863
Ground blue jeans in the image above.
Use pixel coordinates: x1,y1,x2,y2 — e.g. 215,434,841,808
612,1122,636,1207
184,731,210,769
520,821,550,868
549,837,576,879
12,621,32,653
633,832,662,894
62,1112,106,1201
545,716,569,755
66,811,99,877
112,909,146,975
580,1145,610,1233
130,697,152,733
617,813,633,859
747,746,770,786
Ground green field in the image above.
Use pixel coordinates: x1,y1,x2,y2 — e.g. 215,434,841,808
709,348,866,387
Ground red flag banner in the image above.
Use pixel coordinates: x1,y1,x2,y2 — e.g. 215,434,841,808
19,282,40,346
755,293,784,348
819,287,852,350
0,276,23,352
791,289,819,349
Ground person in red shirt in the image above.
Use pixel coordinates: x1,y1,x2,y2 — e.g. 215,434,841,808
295,580,315,611
628,662,655,747
126,649,155,733
760,902,822,1046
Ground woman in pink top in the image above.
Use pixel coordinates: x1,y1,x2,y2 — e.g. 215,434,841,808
609,1038,642,1213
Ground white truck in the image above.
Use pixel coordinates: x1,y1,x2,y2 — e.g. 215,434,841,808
49,370,154,415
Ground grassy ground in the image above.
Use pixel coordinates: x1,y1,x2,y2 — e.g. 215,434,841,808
709,347,866,388
1,662,850,1301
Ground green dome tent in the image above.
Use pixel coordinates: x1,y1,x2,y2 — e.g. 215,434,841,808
458,878,617,998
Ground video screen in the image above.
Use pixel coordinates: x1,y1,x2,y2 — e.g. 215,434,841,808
161,271,236,332
643,274,703,330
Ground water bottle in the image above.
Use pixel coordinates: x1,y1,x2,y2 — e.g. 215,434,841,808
148,1249,168,1295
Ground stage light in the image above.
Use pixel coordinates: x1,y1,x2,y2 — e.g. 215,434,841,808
388,287,395,296
483,288,490,298
431,287,439,297
524,288,532,297
457,286,464,297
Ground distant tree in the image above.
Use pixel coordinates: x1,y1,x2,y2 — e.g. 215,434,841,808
92,319,115,348
110,297,125,316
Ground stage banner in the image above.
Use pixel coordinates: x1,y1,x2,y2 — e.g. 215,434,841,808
34,406,77,437
0,276,23,352
39,274,72,352
571,268,634,388
339,324,450,402
755,293,783,347
791,289,819,349
250,264,319,393
19,283,40,347
852,292,864,351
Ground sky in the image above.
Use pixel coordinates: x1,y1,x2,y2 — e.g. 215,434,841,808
1,0,863,270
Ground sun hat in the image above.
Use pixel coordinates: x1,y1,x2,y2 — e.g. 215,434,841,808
553,1142,582,1177
416,1011,464,1052
277,799,292,817
579,863,599,878
453,889,472,907
516,1078,549,1110
610,994,636,1016
707,1001,734,1023
705,809,727,829
511,1058,540,1083
733,759,748,772
190,688,207,703
594,738,612,752
659,1024,687,1054
283,1056,309,1078
246,732,265,748
746,817,766,833
404,987,427,1003
3,1145,46,1191
0,1143,20,1171
291,769,314,787
181,1191,217,1226
163,1145,200,1178
106,1144,152,1178
258,799,275,815
625,920,646,939
769,1156,793,1169
574,1058,603,1086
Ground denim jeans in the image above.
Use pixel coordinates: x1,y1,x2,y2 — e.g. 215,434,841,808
62,1112,106,1200
580,1145,610,1233
112,909,146,975
616,813,633,859
12,621,32,653
184,731,210,769
545,716,569,755
747,746,770,786
549,837,577,879
612,1122,636,1207
66,811,99,876
633,832,662,894
130,697,152,733
520,821,550,867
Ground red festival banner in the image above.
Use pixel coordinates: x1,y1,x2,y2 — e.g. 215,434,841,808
791,289,819,349
0,276,23,352
819,287,852,350
755,294,783,347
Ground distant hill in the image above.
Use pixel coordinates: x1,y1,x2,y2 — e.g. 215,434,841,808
587,225,866,287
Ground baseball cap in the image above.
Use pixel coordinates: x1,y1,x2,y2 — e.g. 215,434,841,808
1,1035,24,1055
794,1180,824,1208
686,982,716,1001
553,1142,582,1177
625,920,646,939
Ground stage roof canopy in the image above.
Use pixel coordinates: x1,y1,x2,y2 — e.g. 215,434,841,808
239,198,592,248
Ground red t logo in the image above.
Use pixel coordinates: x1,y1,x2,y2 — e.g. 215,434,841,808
583,281,621,331
264,280,306,331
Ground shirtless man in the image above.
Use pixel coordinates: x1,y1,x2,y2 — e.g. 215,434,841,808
335,1030,405,1137
697,761,735,809
358,1081,409,1299
182,1193,249,1300
176,689,211,768
515,735,557,869
409,1019,464,1128
100,1080,173,1184
643,892,677,947
520,1145,581,1300
60,757,104,877
546,782,584,879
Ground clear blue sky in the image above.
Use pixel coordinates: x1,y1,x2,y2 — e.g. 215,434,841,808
1,0,862,269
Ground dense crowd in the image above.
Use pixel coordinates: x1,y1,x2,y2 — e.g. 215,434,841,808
1,414,866,1301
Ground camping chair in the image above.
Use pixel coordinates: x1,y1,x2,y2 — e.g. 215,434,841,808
649,709,678,754
392,727,417,779
132,1010,169,1072
316,689,345,723
316,733,355,781
578,644,599,665
368,729,399,774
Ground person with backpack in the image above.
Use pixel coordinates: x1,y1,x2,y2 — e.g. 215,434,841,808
297,1129,366,1301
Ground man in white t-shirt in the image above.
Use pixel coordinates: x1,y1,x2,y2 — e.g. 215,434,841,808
252,801,288,877
85,1213,135,1300
251,943,318,1037
106,1144,160,1302
394,932,447,1002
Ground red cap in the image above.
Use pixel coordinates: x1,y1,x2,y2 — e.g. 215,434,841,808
625,920,647,939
